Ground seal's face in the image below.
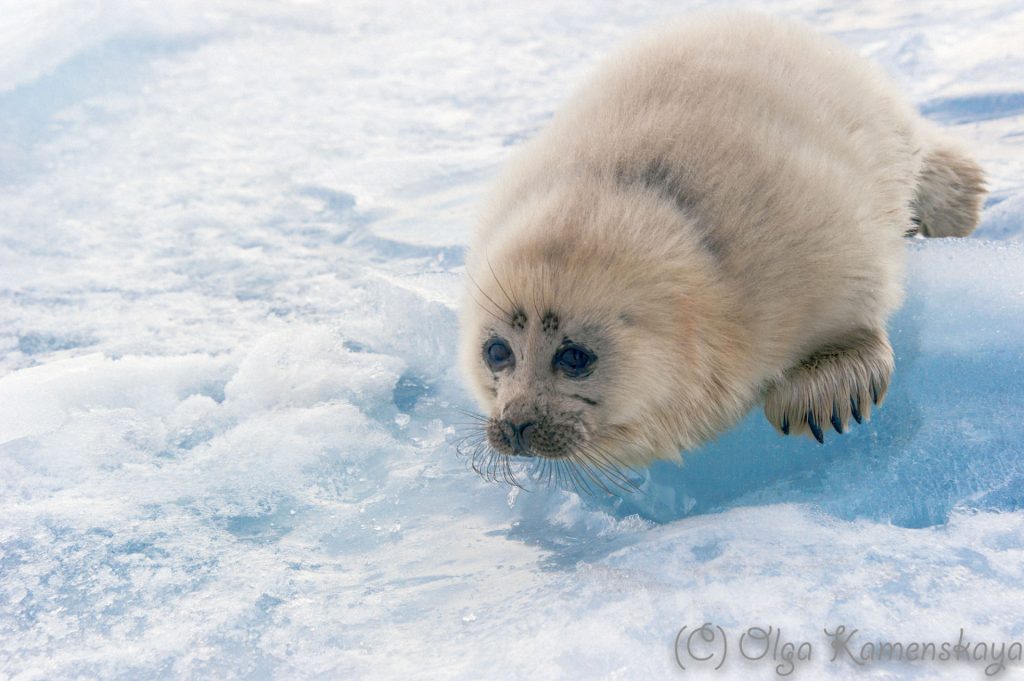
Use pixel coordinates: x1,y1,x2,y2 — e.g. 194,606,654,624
460,287,654,489
477,311,605,459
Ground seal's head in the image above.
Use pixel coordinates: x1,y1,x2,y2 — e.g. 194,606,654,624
459,179,755,484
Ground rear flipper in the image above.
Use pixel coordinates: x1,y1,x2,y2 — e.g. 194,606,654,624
911,139,986,238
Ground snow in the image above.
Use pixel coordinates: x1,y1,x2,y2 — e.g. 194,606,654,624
1,1,1023,679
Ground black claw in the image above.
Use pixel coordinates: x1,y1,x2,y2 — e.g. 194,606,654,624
807,410,824,444
781,414,789,435
830,403,843,434
850,396,862,424
871,382,879,405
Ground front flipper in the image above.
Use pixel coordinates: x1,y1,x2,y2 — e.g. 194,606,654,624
763,328,894,443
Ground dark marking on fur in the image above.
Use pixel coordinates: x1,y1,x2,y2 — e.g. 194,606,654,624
616,159,726,258
635,160,701,213
541,311,559,334
511,309,527,330
570,394,599,406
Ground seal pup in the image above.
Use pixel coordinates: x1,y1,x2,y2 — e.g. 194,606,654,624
458,12,985,479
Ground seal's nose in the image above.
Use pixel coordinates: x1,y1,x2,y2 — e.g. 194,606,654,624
503,420,536,454
514,421,535,451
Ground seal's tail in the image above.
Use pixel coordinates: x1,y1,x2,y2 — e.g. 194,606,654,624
910,138,986,238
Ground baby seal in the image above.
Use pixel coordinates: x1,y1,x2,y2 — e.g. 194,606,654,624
458,12,985,479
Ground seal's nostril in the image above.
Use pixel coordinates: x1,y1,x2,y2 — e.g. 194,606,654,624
512,421,536,452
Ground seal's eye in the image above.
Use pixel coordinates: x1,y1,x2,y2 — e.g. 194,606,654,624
554,343,596,378
484,337,515,371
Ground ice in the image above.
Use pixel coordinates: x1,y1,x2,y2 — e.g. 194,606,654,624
2,1,1023,679
596,239,1024,528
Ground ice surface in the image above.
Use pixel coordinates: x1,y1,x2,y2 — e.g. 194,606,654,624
1,1,1023,679
600,240,1024,528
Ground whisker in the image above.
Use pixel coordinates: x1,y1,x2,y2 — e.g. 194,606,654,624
452,434,484,451
579,453,641,495
582,432,646,474
449,421,489,431
448,428,488,438
573,448,610,491
571,464,592,495
486,449,501,482
454,407,489,419
485,253,518,313
538,456,553,488
452,413,490,426
503,455,524,489
467,289,509,326
452,434,485,448
582,444,644,492
578,440,634,477
572,440,643,493
558,456,590,495
570,453,615,495
552,459,568,493
466,270,512,321
453,440,488,457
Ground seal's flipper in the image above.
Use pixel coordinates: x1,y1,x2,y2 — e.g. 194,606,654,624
911,139,986,238
763,328,894,442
